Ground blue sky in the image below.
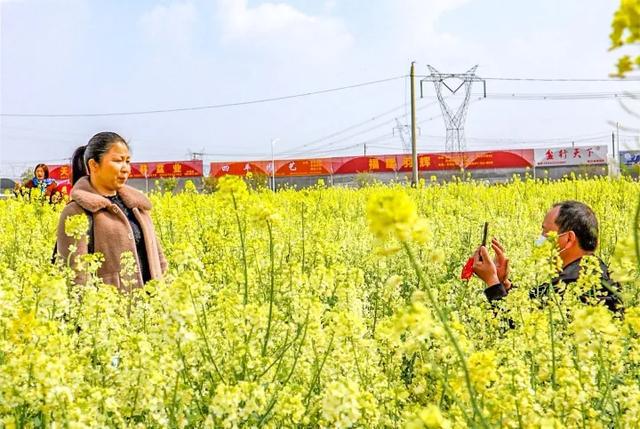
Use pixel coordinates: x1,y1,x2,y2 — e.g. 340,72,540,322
1,0,638,177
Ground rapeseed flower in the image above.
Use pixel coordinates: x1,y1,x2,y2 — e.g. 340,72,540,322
367,189,418,241
1,177,639,427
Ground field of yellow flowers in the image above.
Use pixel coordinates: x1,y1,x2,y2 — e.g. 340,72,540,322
1,175,640,428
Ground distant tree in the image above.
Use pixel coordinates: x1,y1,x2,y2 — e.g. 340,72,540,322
355,172,378,188
155,177,178,193
610,0,640,76
20,168,32,183
243,172,269,191
202,176,218,194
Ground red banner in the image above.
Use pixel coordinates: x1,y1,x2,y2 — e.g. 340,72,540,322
48,160,203,180
466,150,534,169
335,155,403,174
276,158,333,176
210,149,534,177
129,160,203,178
210,161,271,177
210,159,333,177
49,164,71,180
417,150,534,171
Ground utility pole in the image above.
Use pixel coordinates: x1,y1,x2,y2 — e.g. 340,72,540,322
363,143,367,156
611,132,617,178
616,122,621,167
611,132,615,159
271,138,279,192
613,122,622,177
410,62,418,187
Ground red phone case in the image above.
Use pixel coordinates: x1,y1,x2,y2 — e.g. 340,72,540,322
461,257,474,280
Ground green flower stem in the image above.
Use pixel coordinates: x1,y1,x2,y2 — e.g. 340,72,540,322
231,192,249,305
257,309,310,428
402,241,489,429
262,220,275,357
186,284,225,383
547,304,557,391
301,203,307,274
303,332,336,408
634,193,640,276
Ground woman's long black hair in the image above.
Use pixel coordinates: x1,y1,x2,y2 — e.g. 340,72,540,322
71,132,128,185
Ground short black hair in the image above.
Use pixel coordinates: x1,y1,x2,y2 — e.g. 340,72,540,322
552,200,598,251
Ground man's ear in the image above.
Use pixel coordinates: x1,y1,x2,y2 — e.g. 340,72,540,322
568,230,578,248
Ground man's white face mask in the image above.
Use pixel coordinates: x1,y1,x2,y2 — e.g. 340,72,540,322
534,235,547,247
534,232,569,251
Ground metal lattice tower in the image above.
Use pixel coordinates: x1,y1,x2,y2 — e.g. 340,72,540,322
393,118,419,153
421,65,486,153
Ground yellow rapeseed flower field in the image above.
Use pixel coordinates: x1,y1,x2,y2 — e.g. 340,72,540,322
1,175,640,428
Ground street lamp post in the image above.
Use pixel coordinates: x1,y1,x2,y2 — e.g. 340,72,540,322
271,138,279,191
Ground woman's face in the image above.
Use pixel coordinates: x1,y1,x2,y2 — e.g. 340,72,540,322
35,167,45,180
89,142,131,194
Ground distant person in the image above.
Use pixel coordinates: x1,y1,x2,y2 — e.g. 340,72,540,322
470,200,622,312
56,132,167,289
17,163,58,202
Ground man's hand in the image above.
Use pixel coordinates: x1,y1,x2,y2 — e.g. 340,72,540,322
491,238,510,288
472,246,500,286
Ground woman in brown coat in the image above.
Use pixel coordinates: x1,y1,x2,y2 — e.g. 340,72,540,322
56,132,167,290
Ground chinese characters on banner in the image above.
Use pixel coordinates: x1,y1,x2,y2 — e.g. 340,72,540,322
209,149,535,177
48,160,204,180
129,160,203,178
534,146,608,167
48,164,72,180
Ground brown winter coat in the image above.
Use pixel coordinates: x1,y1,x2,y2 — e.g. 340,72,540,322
56,176,167,290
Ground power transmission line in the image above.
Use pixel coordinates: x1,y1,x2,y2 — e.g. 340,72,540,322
280,100,440,155
0,75,407,118
484,77,640,82
281,109,447,158
423,92,640,100
5,75,634,119
287,102,407,149
485,91,640,100
200,142,368,160
293,89,633,158
417,75,640,82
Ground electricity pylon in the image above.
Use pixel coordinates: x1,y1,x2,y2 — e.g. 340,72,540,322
420,65,486,153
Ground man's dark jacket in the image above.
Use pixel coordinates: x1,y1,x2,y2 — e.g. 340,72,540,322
483,257,622,313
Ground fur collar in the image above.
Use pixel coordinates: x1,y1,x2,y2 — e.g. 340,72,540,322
70,176,152,213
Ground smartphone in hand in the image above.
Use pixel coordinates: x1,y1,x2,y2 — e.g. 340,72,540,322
479,222,489,261
460,222,489,280
481,222,489,247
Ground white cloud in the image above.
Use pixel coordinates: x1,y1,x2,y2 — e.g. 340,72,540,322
323,0,337,13
140,1,197,49
216,0,353,64
385,0,485,70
